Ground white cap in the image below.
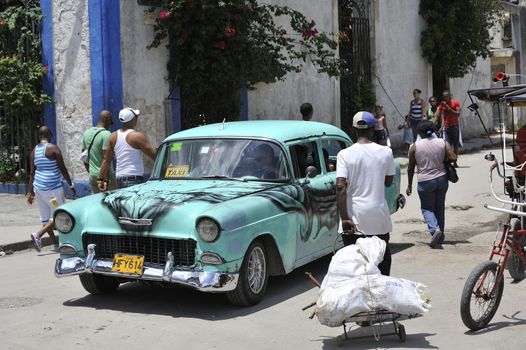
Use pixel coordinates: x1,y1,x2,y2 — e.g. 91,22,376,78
352,111,375,129
119,108,140,123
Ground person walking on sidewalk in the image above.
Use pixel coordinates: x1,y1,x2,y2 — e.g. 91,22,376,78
28,126,76,252
336,111,395,276
406,120,457,248
81,110,115,193
437,89,461,167
408,88,427,143
98,107,156,191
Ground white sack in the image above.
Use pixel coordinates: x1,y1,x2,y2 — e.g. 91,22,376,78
315,236,430,327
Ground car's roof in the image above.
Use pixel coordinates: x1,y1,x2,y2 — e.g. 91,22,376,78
163,120,350,143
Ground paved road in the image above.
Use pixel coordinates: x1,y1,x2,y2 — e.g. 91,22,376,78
1,148,526,349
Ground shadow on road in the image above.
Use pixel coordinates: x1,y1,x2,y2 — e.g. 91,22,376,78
463,311,526,335
62,242,415,319
319,328,438,349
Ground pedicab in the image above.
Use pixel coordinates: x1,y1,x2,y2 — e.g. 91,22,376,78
460,80,526,330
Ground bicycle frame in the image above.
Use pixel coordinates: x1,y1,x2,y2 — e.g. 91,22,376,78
481,154,526,294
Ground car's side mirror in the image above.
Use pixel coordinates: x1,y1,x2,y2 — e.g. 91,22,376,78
305,166,318,179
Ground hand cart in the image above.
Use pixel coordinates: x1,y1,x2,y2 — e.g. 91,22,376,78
303,272,421,347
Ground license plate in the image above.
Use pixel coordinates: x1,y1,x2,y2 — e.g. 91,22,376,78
111,253,144,275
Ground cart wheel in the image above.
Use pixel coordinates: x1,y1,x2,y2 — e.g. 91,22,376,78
336,335,343,347
397,324,406,342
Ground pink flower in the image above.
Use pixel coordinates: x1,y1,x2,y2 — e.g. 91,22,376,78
214,41,226,50
159,11,172,19
224,26,237,38
301,28,318,40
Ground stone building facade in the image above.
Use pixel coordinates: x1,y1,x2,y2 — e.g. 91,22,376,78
42,0,494,184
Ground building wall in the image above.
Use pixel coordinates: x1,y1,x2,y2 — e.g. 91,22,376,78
371,0,429,146
120,2,170,170
247,0,340,126
52,0,92,179
372,0,493,146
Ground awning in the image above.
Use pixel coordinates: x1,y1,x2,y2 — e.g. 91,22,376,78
468,85,526,102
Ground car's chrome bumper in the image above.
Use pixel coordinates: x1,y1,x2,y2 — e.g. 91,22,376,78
54,244,238,292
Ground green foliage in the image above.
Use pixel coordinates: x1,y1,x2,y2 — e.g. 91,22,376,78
149,0,347,125
0,159,16,183
419,0,501,78
0,3,52,113
352,80,376,113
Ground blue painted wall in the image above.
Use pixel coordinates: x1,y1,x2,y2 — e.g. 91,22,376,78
88,0,123,128
40,0,56,138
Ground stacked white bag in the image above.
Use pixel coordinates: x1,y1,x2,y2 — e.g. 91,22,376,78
316,236,431,327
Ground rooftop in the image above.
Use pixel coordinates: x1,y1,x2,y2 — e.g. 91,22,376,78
163,120,350,143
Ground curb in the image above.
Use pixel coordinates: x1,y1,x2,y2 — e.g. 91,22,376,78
1,237,55,254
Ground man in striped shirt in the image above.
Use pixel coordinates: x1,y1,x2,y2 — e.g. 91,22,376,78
28,126,75,252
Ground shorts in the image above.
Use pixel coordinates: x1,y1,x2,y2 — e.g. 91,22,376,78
374,130,387,142
444,125,460,148
35,187,65,224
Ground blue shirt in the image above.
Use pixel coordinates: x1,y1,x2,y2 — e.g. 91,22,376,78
34,143,62,191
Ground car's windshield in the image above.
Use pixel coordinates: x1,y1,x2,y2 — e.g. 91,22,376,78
155,139,289,181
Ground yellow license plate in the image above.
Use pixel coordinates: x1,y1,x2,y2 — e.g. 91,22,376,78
111,254,145,275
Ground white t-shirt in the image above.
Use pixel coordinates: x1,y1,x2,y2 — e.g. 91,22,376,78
336,142,395,235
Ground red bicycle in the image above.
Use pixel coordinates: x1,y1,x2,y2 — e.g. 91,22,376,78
460,153,526,330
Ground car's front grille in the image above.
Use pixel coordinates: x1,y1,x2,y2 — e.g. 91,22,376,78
83,234,197,267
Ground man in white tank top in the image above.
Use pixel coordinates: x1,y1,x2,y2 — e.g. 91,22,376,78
98,108,156,190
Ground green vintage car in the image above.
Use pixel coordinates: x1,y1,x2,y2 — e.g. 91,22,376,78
54,120,404,305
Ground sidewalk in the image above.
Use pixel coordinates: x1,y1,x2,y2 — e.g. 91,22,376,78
0,193,57,254
0,132,510,255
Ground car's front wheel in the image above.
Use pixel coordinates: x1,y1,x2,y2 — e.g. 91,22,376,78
79,274,120,295
227,241,268,306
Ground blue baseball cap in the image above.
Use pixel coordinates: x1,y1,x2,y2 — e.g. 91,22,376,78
352,111,375,129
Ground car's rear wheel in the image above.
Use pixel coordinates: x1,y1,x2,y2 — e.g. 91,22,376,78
227,241,268,306
79,274,120,295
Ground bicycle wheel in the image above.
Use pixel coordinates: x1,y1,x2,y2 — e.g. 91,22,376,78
460,260,504,330
508,218,526,281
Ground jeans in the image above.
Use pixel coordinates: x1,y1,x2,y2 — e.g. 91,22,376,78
417,174,449,237
342,233,391,276
410,118,421,142
117,176,145,189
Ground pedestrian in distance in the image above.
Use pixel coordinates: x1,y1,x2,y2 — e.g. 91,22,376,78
406,120,457,248
408,88,427,143
427,96,441,137
336,111,395,276
28,126,76,252
373,104,389,146
98,107,156,191
300,102,313,121
436,89,461,167
81,110,115,193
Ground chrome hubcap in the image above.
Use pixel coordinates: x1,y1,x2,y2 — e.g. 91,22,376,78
247,246,266,294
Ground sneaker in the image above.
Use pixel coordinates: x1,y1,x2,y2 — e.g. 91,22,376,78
429,229,443,248
52,244,60,253
31,232,42,252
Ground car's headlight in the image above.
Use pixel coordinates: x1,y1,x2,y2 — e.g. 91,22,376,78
196,218,221,242
54,211,74,233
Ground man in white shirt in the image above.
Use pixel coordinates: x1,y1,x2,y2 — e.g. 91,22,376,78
336,111,395,275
